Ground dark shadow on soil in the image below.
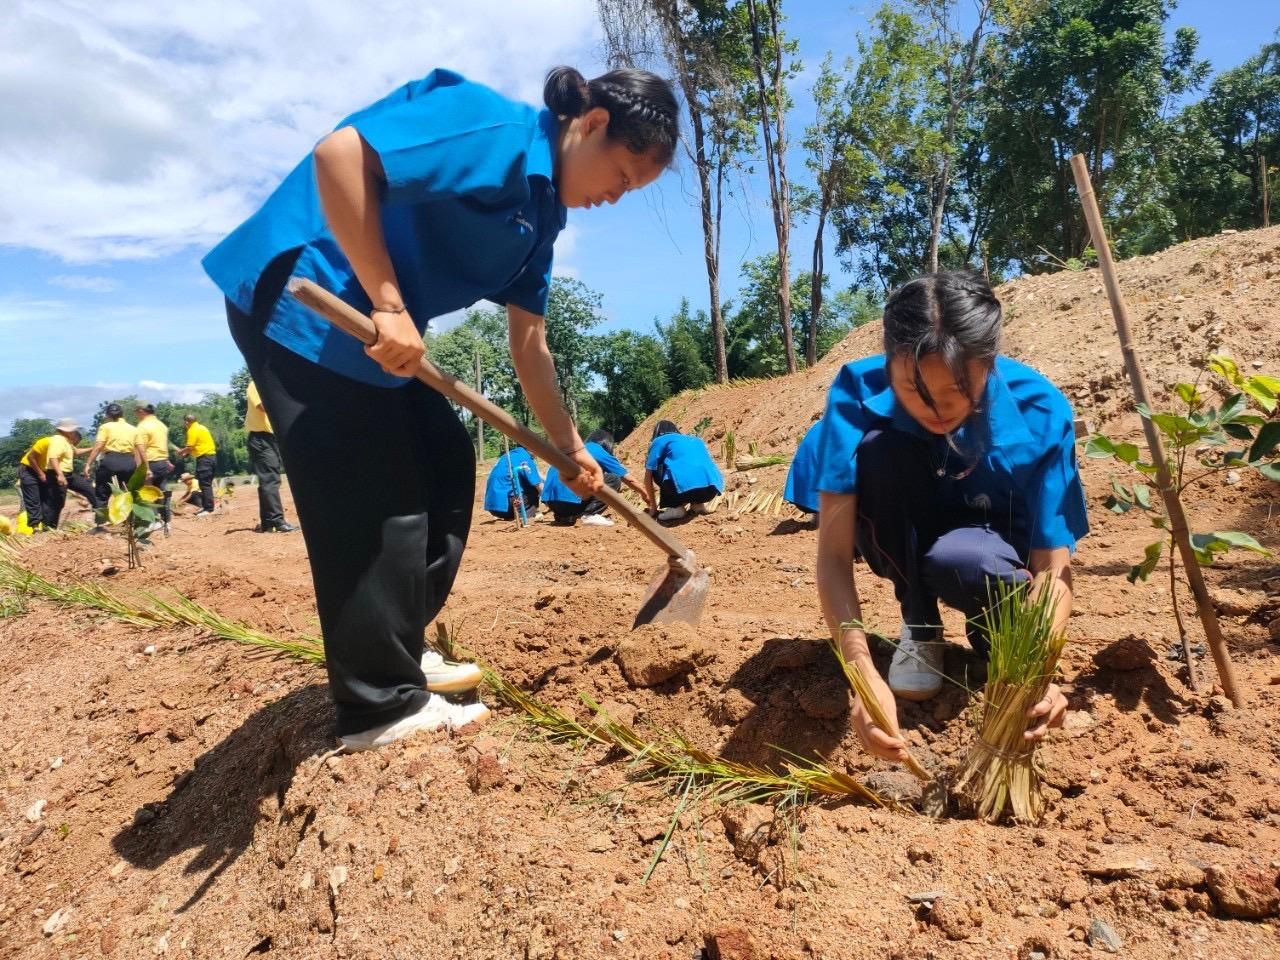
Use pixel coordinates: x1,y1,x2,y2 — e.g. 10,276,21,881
1073,655,1190,726
112,683,333,912
717,637,990,772
1075,560,1142,578
768,517,818,536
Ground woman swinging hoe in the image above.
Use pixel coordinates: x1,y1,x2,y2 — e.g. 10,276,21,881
204,66,679,751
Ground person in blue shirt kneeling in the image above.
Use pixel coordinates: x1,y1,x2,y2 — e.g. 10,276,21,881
644,421,724,522
204,65,679,752
542,429,651,526
483,445,542,521
815,271,1087,765
783,418,823,522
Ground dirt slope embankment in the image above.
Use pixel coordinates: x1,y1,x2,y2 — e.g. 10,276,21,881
620,225,1280,463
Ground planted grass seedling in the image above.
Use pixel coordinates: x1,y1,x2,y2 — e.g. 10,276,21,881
954,579,1065,824
828,637,947,816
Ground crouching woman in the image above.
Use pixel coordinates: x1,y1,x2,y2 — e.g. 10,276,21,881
814,271,1088,762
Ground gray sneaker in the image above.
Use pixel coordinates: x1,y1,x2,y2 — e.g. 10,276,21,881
886,624,945,701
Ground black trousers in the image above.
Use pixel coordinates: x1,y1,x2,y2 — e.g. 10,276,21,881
548,472,623,523
657,475,718,509
489,484,541,522
854,429,1029,652
247,431,286,527
227,252,475,736
194,455,217,512
147,460,175,523
18,465,67,529
95,452,136,508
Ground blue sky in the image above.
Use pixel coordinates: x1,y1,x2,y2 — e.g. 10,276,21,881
1,0,1274,432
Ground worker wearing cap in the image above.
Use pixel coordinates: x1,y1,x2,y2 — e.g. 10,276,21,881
244,379,296,532
18,419,80,530
178,414,218,516
83,403,139,514
133,403,174,525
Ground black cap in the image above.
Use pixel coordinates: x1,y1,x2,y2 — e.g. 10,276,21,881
105,403,123,418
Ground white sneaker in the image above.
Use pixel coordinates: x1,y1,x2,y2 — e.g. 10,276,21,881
445,700,491,730
657,506,687,522
338,694,451,752
142,520,164,535
420,650,484,693
580,514,613,526
887,624,945,701
192,510,214,519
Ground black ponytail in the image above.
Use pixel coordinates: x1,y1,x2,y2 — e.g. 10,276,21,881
543,66,591,119
882,271,1002,410
543,65,679,165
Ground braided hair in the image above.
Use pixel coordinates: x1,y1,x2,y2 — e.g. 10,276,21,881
543,66,678,165
881,271,1002,412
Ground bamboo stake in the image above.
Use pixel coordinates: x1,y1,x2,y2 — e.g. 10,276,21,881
1070,154,1243,707
1263,153,1271,229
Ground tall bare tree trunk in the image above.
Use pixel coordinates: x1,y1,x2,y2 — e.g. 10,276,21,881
746,0,796,374
808,187,831,367
692,110,728,381
924,1,990,273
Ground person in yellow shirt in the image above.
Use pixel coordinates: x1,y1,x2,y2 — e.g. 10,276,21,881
18,419,80,530
133,402,174,526
244,379,296,533
178,413,217,516
82,403,139,512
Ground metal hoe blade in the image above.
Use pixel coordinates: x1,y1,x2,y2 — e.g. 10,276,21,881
632,554,710,628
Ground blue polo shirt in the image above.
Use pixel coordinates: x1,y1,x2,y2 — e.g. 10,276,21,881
542,441,626,505
202,69,567,388
483,447,541,513
784,419,824,514
817,354,1088,555
645,434,724,495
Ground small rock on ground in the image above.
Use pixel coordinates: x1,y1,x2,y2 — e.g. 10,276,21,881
1087,918,1123,953
706,926,756,960
1205,865,1280,919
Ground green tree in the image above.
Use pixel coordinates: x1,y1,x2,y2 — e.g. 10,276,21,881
543,279,606,422
1189,40,1280,231
801,54,876,365
826,6,967,291
587,330,671,438
977,0,1209,269
728,253,856,377
655,298,714,392
745,0,801,373
599,0,756,383
0,418,55,490
230,366,251,421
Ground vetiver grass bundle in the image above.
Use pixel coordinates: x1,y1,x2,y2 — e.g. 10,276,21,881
954,578,1066,824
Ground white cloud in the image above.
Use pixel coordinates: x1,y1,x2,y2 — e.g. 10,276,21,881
551,222,582,278
49,274,120,292
1,380,229,434
0,0,601,263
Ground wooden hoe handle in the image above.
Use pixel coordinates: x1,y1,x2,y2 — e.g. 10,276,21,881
287,278,698,571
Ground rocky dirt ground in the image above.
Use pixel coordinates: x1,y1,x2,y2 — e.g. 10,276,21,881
1,227,1279,959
